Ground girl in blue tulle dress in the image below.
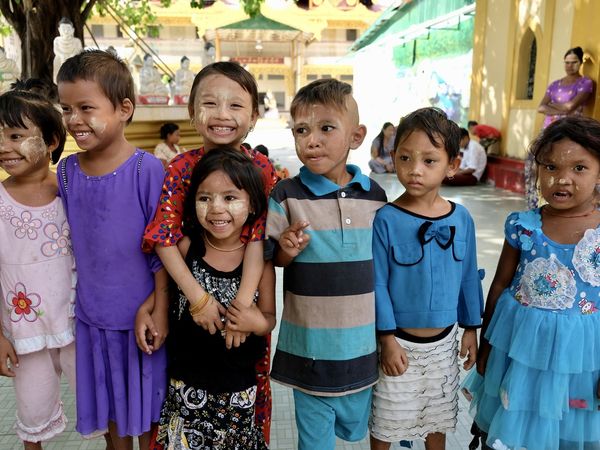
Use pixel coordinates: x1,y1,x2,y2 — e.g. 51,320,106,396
463,115,600,450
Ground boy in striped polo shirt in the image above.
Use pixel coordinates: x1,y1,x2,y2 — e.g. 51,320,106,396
267,78,387,449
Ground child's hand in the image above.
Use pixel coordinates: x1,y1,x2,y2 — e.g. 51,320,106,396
190,296,227,335
135,298,159,355
279,221,310,259
0,334,18,377
460,328,478,370
226,301,268,335
223,329,250,349
380,334,408,376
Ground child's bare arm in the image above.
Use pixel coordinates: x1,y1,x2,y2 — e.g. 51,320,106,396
273,221,310,267
226,261,276,338
460,329,478,370
379,334,408,376
149,268,169,351
156,244,225,334
235,241,264,308
477,240,520,375
0,332,17,377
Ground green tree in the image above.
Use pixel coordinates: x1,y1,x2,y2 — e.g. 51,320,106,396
0,0,263,83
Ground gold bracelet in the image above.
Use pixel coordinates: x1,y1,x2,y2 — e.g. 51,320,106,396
189,292,211,316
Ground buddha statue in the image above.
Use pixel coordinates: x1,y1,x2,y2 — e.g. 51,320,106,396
138,53,169,97
0,47,19,93
53,18,83,83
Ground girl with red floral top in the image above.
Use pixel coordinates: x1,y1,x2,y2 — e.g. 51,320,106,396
143,62,277,443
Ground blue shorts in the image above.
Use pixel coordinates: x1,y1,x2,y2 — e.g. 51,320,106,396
294,388,372,450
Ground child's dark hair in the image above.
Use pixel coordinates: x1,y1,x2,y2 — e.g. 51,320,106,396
394,107,461,160
10,78,59,104
467,120,478,128
182,148,267,238
290,78,352,119
160,122,179,140
188,62,259,119
564,46,584,63
0,81,66,164
530,116,600,164
459,127,470,139
57,49,136,123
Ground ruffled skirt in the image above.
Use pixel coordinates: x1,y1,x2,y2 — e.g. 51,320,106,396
462,292,600,450
75,319,167,438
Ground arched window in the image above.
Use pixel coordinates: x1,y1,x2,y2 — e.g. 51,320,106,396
516,28,537,100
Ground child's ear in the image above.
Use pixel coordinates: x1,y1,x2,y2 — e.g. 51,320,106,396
349,124,367,150
119,98,135,122
446,156,461,177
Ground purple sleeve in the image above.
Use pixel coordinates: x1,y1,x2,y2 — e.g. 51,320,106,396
578,77,594,94
139,153,166,273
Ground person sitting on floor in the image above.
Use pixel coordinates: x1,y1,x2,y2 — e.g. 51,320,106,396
443,127,487,186
467,120,501,152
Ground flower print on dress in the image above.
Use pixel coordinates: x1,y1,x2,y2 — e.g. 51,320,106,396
230,385,256,409
517,255,577,309
10,210,42,239
41,220,72,257
0,196,14,220
6,282,41,322
41,205,58,221
572,228,600,286
515,210,542,251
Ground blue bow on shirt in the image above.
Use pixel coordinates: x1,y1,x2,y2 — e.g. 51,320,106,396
418,221,456,250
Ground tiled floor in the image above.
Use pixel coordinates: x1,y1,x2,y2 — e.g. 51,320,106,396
0,173,525,449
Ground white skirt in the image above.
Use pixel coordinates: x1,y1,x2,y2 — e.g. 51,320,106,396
370,324,459,442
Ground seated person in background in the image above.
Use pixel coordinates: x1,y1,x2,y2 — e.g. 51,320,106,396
154,122,183,168
467,120,501,152
368,122,396,174
443,128,487,186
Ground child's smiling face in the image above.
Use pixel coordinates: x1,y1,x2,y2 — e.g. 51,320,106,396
58,78,133,154
195,169,251,247
192,74,257,151
0,118,54,177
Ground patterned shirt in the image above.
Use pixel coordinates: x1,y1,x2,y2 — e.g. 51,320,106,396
143,147,277,251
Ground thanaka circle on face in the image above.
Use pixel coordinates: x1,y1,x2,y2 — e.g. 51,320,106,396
194,170,251,246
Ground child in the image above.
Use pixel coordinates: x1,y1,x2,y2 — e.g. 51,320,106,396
266,78,387,449
56,49,168,447
156,148,276,449
463,115,600,450
369,107,484,450
142,61,277,441
0,84,75,449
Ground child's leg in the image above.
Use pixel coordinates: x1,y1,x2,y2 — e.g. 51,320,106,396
107,422,133,450
425,432,445,450
293,390,336,450
13,349,68,445
370,435,392,450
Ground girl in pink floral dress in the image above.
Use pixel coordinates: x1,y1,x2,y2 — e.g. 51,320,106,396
0,84,76,449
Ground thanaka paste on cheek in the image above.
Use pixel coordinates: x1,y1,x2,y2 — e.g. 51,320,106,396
19,136,47,164
89,116,107,134
226,199,249,216
195,201,208,222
